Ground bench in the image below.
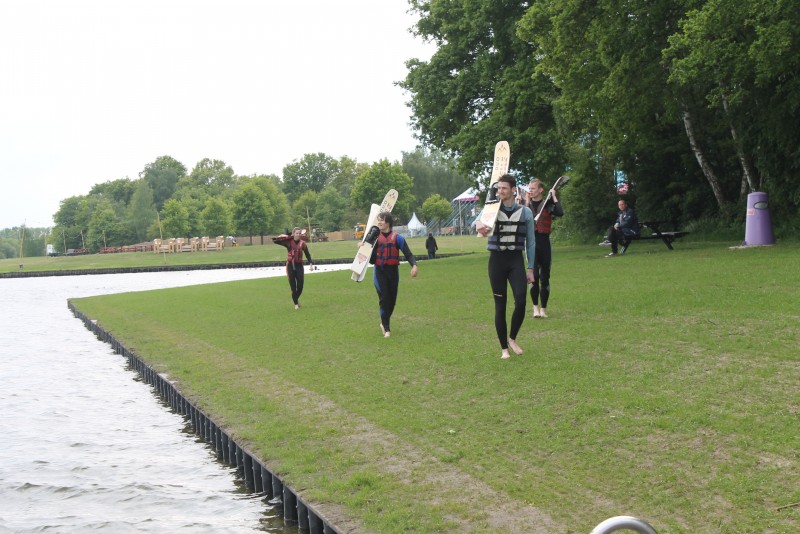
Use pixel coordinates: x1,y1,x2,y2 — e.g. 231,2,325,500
625,221,689,250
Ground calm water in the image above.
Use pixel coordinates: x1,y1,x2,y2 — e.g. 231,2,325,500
0,265,345,533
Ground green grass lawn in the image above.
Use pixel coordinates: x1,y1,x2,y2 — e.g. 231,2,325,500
69,240,800,532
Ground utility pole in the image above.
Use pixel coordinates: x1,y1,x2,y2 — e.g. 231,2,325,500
18,222,25,259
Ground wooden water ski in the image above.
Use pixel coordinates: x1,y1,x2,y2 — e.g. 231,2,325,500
534,175,571,222
476,141,510,236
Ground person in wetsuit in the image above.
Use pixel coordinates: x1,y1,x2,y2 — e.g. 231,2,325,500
273,227,313,309
475,174,536,360
367,212,418,338
523,178,564,318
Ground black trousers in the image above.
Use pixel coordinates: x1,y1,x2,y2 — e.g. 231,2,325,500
606,226,633,253
286,262,304,304
530,232,552,308
373,264,400,332
488,251,527,350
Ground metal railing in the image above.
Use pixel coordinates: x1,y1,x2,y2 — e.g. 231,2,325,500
591,516,657,534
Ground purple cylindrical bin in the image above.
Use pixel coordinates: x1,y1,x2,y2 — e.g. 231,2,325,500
743,192,775,246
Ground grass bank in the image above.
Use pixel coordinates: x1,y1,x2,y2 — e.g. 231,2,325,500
0,235,481,274
70,240,799,532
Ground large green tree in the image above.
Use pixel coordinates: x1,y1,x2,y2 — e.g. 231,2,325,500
241,175,290,233
404,0,800,237
2,226,49,258
171,177,212,237
86,199,128,251
292,190,319,229
90,178,136,207
232,183,273,242
402,148,471,209
330,155,369,200
315,186,349,231
201,197,232,238
519,0,713,227
402,0,567,182
281,153,340,203
420,193,452,231
182,158,237,197
52,195,92,250
351,159,415,221
159,198,190,238
663,0,800,221
127,179,157,242
140,155,187,211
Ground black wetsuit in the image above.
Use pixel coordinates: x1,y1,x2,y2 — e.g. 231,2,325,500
277,237,312,305
370,231,417,333
526,196,564,309
486,203,536,349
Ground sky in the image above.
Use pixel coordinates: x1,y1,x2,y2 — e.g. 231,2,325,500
0,0,435,230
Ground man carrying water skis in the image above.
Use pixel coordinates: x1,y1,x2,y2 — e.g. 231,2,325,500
369,212,418,338
476,174,536,360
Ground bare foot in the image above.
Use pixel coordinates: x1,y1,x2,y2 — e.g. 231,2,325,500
540,308,548,318
532,305,541,318
501,349,511,360
508,339,524,355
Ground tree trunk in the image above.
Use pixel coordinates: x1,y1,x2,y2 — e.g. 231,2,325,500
682,107,726,208
720,90,759,194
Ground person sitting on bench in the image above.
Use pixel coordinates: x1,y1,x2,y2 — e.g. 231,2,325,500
604,199,640,256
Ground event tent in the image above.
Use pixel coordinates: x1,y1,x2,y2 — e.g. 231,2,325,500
407,212,426,236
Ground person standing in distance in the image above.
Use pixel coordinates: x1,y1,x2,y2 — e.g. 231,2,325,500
475,174,536,360
524,178,564,318
273,227,313,309
425,232,439,259
369,212,418,338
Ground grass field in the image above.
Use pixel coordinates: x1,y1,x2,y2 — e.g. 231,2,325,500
68,239,799,532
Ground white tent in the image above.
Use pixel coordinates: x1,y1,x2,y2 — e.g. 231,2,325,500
407,212,426,236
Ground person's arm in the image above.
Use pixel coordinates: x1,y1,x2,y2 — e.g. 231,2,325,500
303,244,313,265
272,238,290,249
548,193,564,217
475,208,491,236
397,235,419,277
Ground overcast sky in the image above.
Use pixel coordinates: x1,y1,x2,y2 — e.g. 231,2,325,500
0,0,435,229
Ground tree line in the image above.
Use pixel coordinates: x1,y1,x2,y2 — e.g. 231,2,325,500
0,227,50,260
7,150,469,256
401,0,800,239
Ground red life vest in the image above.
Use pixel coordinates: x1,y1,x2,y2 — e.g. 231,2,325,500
535,207,553,234
375,232,400,266
527,199,553,234
286,239,306,264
